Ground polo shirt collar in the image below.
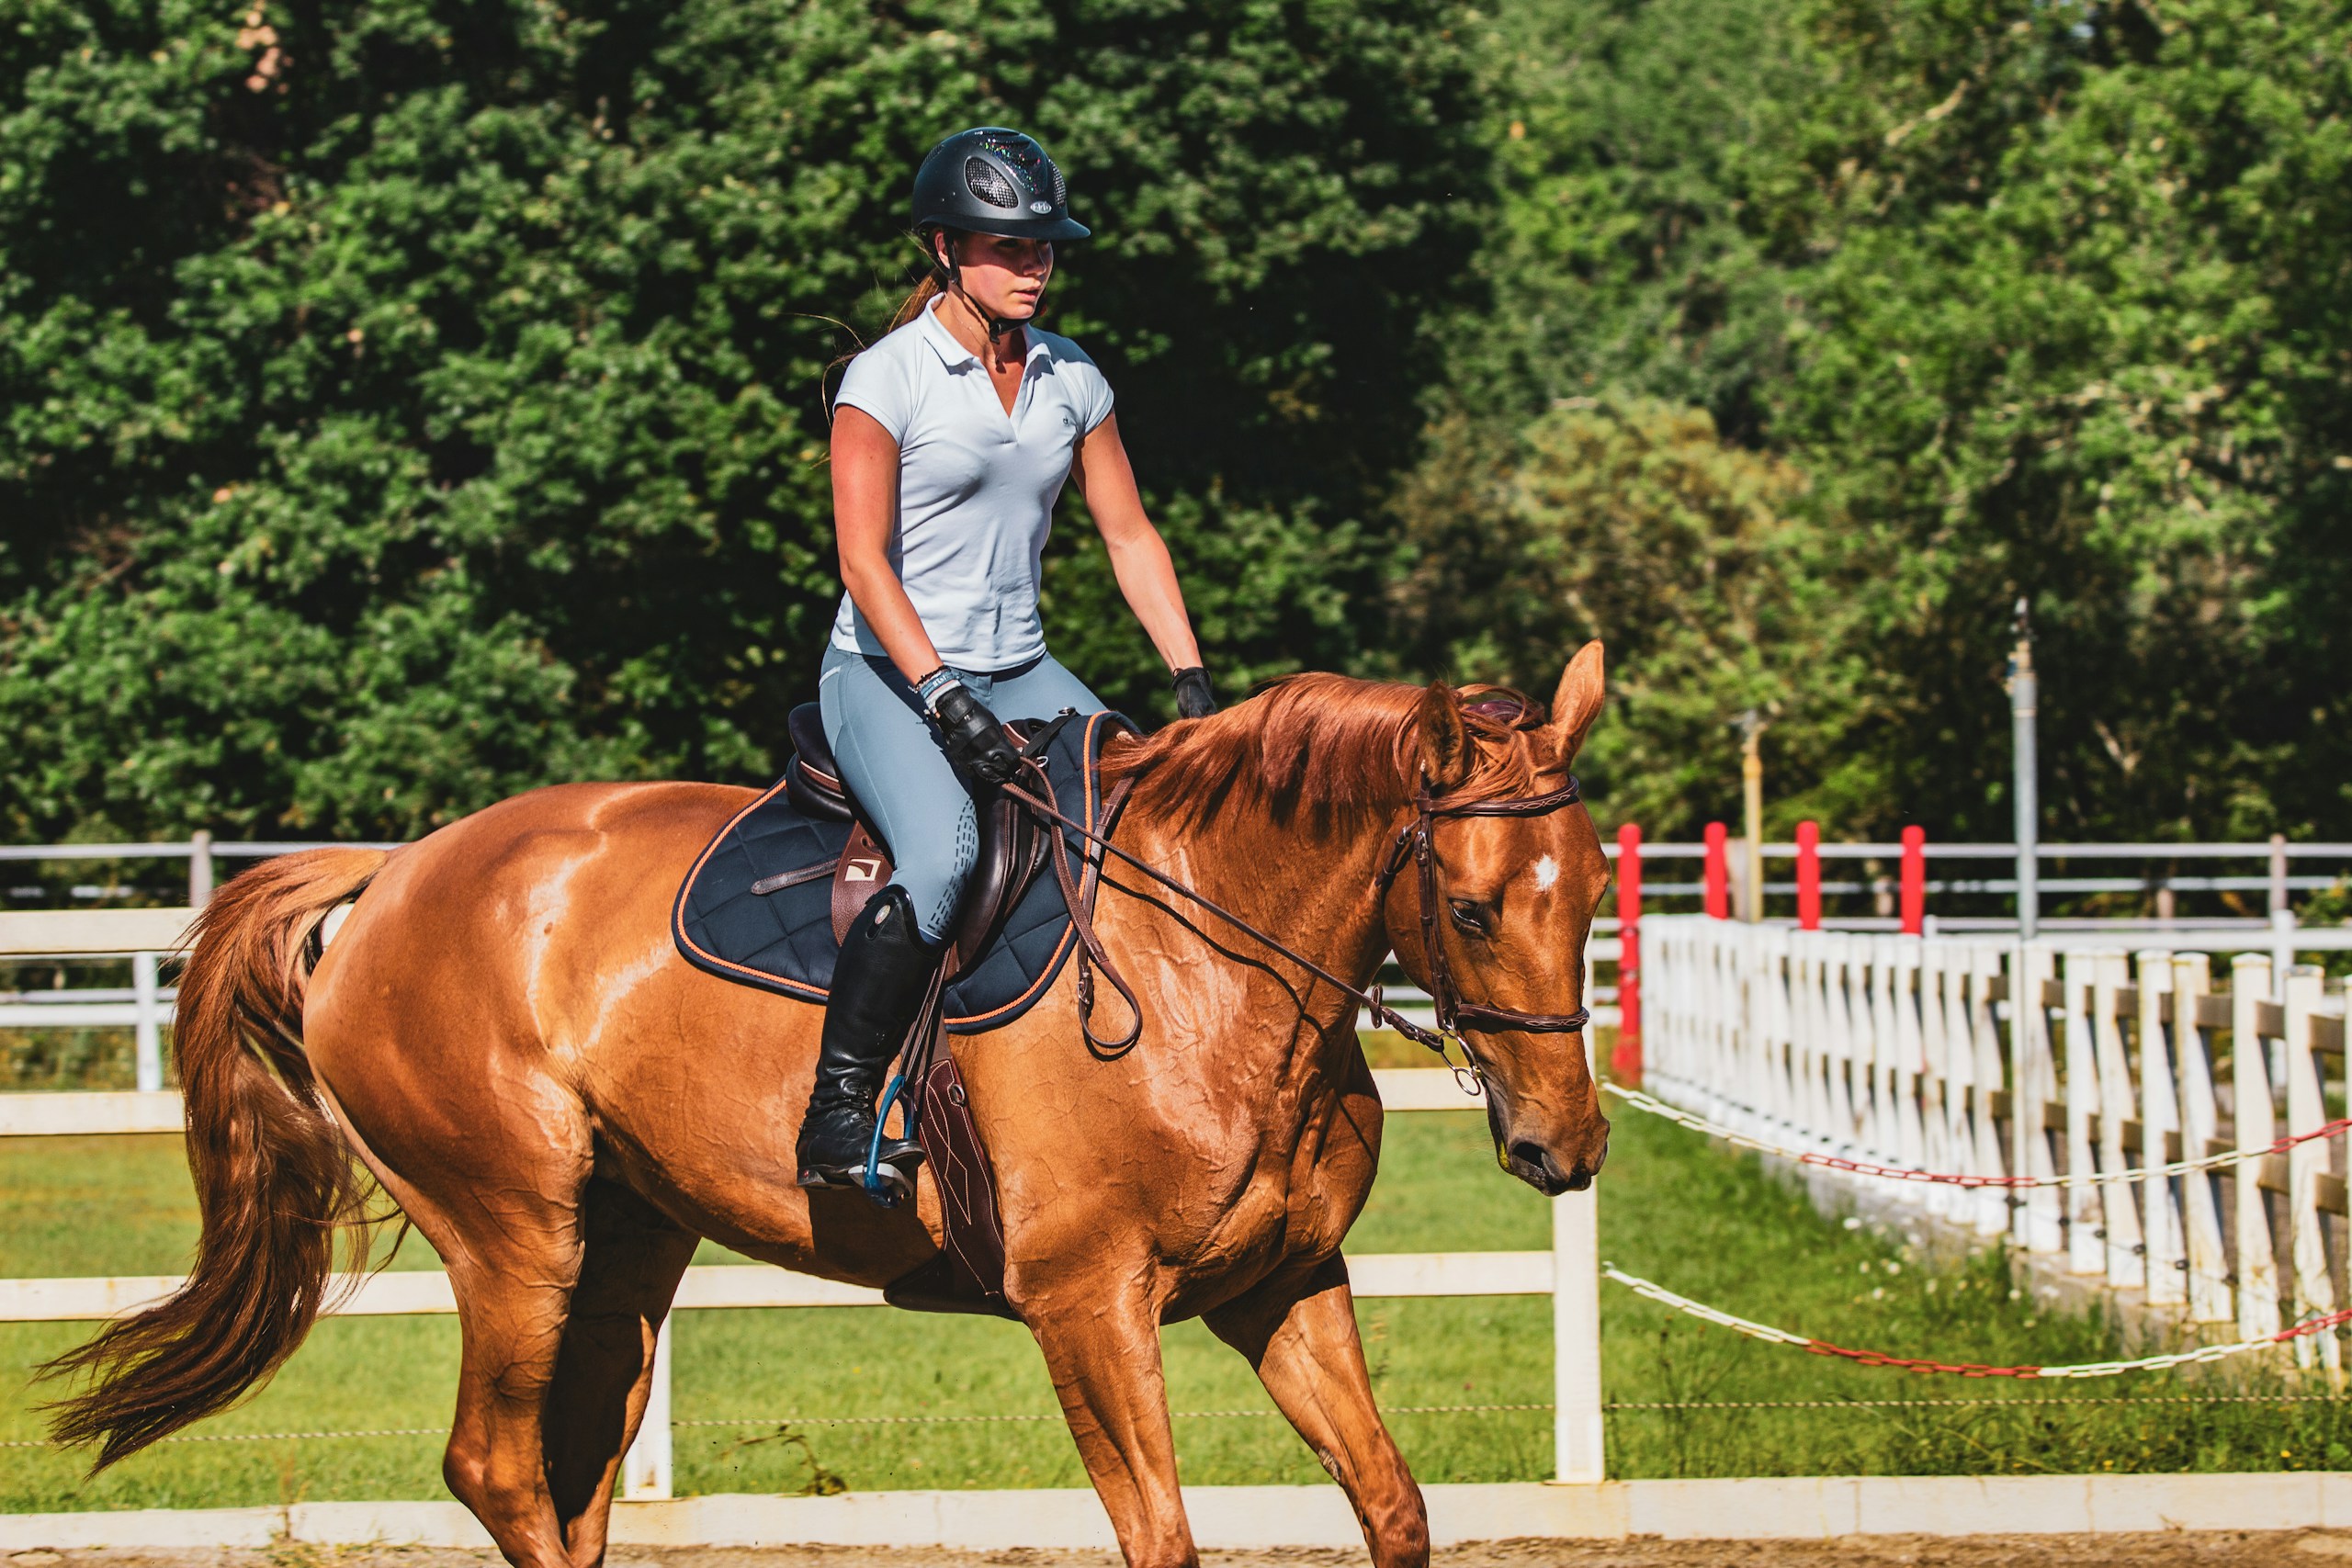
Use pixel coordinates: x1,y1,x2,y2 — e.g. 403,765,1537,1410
922,298,1051,369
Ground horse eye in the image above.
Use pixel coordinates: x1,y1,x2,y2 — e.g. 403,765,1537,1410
1449,898,1489,937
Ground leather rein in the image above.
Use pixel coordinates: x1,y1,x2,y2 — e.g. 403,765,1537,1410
1001,757,1590,1079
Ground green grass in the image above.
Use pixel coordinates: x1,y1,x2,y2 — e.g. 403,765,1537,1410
1,1073,2344,1513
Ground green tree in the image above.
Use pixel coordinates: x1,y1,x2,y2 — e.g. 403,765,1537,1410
1768,0,2352,840
1403,0,2352,841
1395,397,1870,832
0,0,1487,840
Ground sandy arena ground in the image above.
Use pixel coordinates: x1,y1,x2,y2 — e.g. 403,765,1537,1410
6,1537,2347,1568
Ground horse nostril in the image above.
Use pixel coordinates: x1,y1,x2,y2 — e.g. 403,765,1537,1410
1509,1140,1549,1173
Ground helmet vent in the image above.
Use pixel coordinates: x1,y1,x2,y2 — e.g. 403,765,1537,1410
1046,161,1067,208
964,157,1019,209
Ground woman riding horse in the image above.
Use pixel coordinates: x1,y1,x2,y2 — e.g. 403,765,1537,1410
805,127,1218,1194
43,123,1617,1568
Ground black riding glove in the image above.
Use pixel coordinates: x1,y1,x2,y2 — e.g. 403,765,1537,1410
929,682,1023,785
1171,666,1217,720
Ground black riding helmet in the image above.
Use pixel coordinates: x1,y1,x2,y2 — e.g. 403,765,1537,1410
910,128,1090,243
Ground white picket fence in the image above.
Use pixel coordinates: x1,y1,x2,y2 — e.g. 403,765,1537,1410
1642,914,2350,1368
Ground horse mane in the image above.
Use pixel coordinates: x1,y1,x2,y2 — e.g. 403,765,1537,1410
1099,672,1555,834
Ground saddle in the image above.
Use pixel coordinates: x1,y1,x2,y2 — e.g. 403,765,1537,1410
775,702,1052,978
672,705,1139,1320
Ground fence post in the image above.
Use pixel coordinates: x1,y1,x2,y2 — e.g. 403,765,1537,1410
1899,828,1925,935
621,1316,674,1499
2061,949,2103,1274
2091,951,2145,1289
1703,822,1729,920
2270,833,2295,976
2230,952,2281,1338
2011,942,2063,1254
131,952,162,1094
2281,965,2342,1381
1612,823,1642,1086
188,830,214,909
2136,952,2186,1305
1552,1182,1604,1483
1799,824,1823,929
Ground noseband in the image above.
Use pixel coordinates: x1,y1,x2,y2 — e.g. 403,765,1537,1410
1371,775,1592,1075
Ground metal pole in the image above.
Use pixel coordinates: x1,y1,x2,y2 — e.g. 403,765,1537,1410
2007,600,2039,942
1739,710,1765,923
1703,822,1729,919
1612,822,1643,1086
1794,819,1821,931
1900,825,1926,935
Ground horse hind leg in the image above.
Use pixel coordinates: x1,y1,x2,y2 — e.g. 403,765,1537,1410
307,1077,593,1568
540,1179,698,1568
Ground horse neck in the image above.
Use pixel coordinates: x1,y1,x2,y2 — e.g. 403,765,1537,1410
1122,789,1403,1024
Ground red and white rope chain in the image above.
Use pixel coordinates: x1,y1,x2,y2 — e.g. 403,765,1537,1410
1603,1083,2346,1190
1602,1263,2352,1379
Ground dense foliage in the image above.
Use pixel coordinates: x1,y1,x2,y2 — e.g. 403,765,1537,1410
3,0,2346,846
1408,0,2352,840
0,0,1480,840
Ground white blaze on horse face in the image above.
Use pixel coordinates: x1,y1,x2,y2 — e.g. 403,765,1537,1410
1532,854,1560,894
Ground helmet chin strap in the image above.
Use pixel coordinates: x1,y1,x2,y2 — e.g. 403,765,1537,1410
931,232,1025,350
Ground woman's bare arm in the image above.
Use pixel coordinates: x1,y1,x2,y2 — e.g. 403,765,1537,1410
832,405,949,683
1069,413,1203,671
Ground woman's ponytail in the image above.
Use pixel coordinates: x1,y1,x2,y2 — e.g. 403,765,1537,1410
889,274,944,333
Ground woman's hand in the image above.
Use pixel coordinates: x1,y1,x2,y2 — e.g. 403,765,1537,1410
1070,413,1204,682
925,679,1024,785
1170,667,1217,718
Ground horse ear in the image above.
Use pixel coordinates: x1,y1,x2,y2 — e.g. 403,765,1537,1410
1418,682,1473,790
1548,641,1606,764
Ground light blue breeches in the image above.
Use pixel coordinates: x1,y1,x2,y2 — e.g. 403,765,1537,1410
817,645,1105,943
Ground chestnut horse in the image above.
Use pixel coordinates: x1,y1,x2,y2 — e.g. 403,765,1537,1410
49,647,1612,1568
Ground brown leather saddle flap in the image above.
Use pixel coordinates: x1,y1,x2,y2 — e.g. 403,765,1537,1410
882,1038,1014,1318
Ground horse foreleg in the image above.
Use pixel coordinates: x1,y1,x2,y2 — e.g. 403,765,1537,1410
541,1179,699,1568
1027,1283,1196,1568
1205,1259,1430,1568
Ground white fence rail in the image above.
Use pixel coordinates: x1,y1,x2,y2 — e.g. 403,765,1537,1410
0,1070,1594,1503
1644,914,2349,1372
0,907,1606,1502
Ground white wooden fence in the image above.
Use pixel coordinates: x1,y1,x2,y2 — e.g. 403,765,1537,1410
0,905,1617,1499
1643,914,2350,1369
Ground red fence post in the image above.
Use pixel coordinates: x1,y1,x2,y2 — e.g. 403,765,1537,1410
1900,825,1927,935
1703,821,1729,919
1611,822,1642,1086
1796,819,1821,931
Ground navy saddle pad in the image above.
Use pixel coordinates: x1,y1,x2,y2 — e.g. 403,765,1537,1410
672,709,1135,1033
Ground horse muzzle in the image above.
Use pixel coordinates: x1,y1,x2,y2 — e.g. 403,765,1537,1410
1486,1088,1610,1196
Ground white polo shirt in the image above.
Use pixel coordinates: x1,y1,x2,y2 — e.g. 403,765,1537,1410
829,299,1116,671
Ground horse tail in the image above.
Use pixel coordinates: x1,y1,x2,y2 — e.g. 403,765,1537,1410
43,846,390,1470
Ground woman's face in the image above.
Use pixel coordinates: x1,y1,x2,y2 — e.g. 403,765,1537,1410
942,231,1054,325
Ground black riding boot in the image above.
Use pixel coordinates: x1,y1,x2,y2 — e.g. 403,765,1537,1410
796,885,936,1202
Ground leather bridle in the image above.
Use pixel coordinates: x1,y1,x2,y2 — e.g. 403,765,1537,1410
1004,750,1592,1079
1372,774,1593,1072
